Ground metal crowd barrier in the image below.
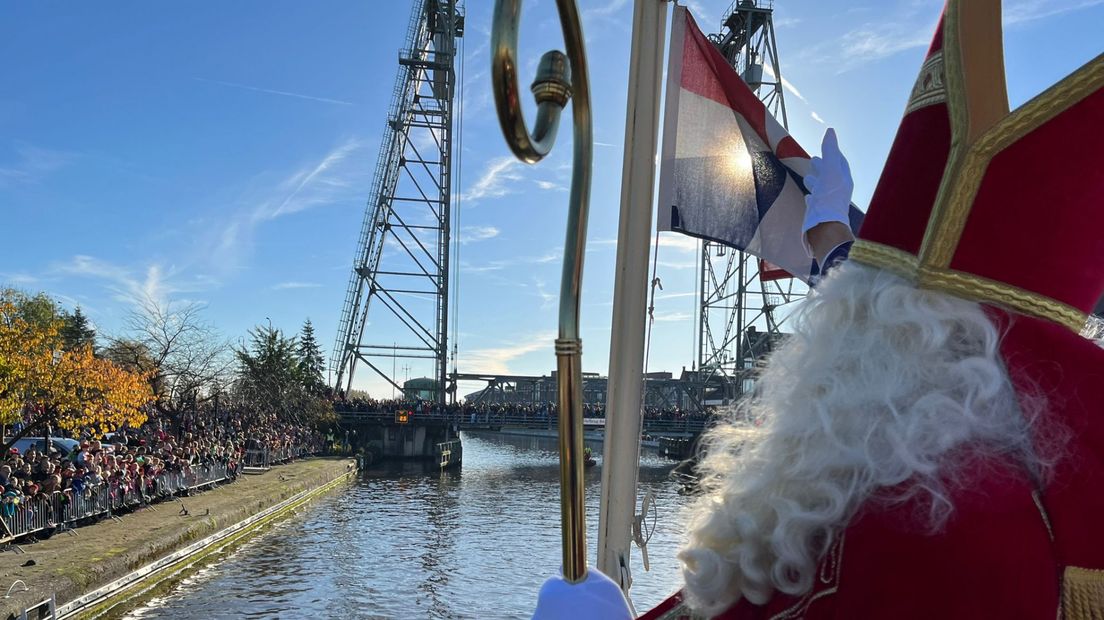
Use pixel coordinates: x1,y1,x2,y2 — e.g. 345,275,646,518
243,449,271,470
0,462,235,544
243,445,314,473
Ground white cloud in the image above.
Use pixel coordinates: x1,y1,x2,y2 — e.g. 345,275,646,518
811,111,826,125
462,156,523,202
683,0,709,21
797,3,937,73
657,259,698,270
536,249,561,264
459,225,500,244
459,261,506,274
760,64,808,104
194,77,355,106
269,139,363,218
460,247,562,274
0,272,38,285
657,234,700,253
534,278,556,310
759,65,829,130
211,138,367,270
1005,0,1104,24
584,0,629,19
655,291,697,301
0,144,73,188
52,294,97,318
837,25,930,68
53,255,210,307
535,180,567,191
272,281,323,290
459,331,556,375
652,311,694,322
800,0,1102,75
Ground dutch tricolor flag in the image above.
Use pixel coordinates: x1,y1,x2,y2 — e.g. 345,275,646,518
657,6,863,282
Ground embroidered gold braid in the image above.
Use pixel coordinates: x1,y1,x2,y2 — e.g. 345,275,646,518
978,53,1104,157
922,54,1104,269
649,601,701,620
1063,566,1104,620
918,0,971,269
849,241,918,280
850,240,1087,332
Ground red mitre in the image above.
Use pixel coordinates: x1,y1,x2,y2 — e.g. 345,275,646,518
851,0,1104,613
851,0,1104,331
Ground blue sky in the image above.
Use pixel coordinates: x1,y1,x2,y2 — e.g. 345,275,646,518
2,0,1101,398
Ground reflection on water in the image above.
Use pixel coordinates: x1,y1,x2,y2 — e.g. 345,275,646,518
125,432,692,619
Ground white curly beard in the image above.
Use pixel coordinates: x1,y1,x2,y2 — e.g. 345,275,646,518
678,261,1052,617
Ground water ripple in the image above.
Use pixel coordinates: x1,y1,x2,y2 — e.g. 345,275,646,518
124,432,691,619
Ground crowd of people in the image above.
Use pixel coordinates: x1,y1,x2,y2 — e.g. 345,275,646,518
336,397,716,423
0,409,324,539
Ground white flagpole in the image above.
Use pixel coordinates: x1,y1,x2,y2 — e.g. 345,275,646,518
598,0,669,597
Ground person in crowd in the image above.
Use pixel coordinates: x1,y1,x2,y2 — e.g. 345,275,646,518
0,395,322,537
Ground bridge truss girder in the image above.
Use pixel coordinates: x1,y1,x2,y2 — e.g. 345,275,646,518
332,0,464,404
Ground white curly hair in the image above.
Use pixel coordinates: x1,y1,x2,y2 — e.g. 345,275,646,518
678,261,1056,616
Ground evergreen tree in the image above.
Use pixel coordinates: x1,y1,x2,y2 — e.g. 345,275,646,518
296,319,326,395
236,324,302,420
235,322,334,426
60,306,97,351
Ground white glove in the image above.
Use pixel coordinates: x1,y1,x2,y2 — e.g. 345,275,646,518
532,569,633,620
802,128,855,254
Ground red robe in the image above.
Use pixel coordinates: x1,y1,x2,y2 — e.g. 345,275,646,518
643,312,1104,619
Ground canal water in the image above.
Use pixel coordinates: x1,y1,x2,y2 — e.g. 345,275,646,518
124,432,693,619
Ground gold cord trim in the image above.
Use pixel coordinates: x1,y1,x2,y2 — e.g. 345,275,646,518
1063,566,1104,620
918,0,971,269
904,51,947,115
850,240,1087,332
979,53,1104,157
650,600,699,620
923,54,1104,271
850,241,919,281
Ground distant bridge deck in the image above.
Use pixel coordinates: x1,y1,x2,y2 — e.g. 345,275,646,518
334,410,708,436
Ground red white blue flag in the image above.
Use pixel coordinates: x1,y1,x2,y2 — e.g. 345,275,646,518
657,6,863,282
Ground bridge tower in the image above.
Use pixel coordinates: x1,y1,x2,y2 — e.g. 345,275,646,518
332,0,464,404
696,0,802,404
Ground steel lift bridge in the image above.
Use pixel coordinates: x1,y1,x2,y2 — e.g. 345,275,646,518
695,0,803,404
332,0,463,404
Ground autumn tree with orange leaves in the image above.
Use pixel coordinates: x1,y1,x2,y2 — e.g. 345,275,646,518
0,290,153,448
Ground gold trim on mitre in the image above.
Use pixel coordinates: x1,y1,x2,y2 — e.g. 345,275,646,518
921,52,1104,270
850,241,1087,332
852,0,1104,333
1063,566,1104,620
918,0,1008,269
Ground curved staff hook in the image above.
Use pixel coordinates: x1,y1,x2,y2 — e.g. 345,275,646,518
492,0,593,584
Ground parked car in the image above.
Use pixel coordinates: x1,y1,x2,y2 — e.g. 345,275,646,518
4,437,81,457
